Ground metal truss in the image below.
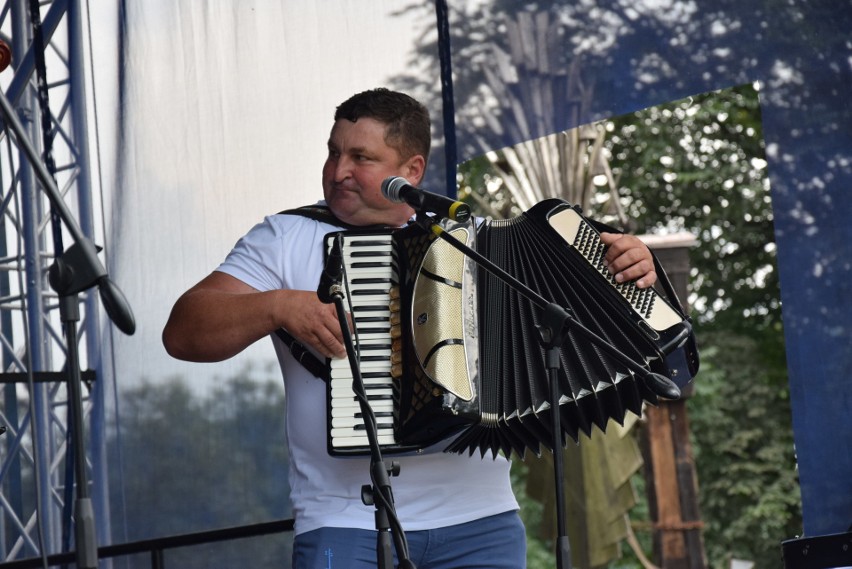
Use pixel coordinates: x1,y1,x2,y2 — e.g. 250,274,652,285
0,0,110,562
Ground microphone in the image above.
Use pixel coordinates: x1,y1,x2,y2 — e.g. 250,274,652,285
317,234,344,304
381,176,471,222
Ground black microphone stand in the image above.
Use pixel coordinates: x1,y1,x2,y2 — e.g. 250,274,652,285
0,89,136,569
319,240,416,569
412,211,680,569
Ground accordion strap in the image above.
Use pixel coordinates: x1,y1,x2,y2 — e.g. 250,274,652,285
271,204,375,383
277,204,391,231
271,205,394,381
274,329,329,382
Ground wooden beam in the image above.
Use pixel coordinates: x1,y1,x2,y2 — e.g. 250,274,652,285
642,239,707,568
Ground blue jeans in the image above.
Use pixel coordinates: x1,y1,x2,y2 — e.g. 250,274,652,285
292,510,526,568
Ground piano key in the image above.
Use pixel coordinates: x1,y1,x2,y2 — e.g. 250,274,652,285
349,262,393,270
331,400,394,416
331,404,394,416
331,425,394,438
331,391,392,401
330,398,393,409
333,356,390,368
325,232,403,453
332,416,395,429
345,272,392,282
331,433,397,448
330,373,392,383
330,382,393,395
331,373,392,383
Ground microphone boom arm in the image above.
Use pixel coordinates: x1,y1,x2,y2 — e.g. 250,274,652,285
0,86,135,335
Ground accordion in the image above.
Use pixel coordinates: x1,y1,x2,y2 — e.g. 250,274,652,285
324,198,699,457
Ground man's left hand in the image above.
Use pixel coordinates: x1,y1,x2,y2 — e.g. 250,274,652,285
600,232,657,289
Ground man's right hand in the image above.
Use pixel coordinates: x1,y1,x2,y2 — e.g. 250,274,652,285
162,272,349,362
276,290,349,359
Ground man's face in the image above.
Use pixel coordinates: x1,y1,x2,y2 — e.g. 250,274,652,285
322,117,422,227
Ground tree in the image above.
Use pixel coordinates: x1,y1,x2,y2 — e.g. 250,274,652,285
603,84,798,569
606,85,779,335
393,2,832,563
686,332,799,568
107,367,291,568
458,82,798,568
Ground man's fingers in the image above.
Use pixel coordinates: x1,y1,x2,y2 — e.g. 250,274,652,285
319,328,347,359
618,263,657,288
318,309,347,358
599,232,658,288
636,270,657,289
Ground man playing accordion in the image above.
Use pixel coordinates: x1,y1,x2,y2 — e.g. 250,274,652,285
163,88,658,569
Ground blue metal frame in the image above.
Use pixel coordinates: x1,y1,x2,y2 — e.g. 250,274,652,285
0,0,109,561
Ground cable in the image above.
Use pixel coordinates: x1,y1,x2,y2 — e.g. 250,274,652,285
85,0,133,557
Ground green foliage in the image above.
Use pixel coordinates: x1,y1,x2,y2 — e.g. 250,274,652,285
107,367,292,568
605,86,802,565
689,332,801,569
606,84,780,336
511,460,557,569
461,84,800,567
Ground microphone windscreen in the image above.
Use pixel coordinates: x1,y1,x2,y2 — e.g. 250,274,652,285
381,176,408,202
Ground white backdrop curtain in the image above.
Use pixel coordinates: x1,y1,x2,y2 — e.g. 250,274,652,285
88,0,439,554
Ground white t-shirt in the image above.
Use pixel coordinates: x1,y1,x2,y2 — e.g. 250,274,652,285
217,208,518,536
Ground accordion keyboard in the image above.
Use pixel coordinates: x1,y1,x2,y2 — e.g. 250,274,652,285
326,232,400,453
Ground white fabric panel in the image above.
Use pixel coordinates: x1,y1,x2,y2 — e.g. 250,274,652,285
94,1,432,386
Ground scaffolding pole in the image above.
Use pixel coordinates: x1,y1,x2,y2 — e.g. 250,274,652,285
0,0,112,562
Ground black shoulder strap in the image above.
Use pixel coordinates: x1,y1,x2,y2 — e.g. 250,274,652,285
278,204,345,227
278,204,390,231
274,329,329,382
271,204,357,382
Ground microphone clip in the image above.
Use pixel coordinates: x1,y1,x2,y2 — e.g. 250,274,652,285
318,234,345,304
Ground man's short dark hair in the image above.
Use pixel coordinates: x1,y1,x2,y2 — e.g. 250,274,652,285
335,88,431,164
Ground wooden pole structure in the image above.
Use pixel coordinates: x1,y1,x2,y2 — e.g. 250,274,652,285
640,233,707,569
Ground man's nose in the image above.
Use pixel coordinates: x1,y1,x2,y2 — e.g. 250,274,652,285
333,156,353,182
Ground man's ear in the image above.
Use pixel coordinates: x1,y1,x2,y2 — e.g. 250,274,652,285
403,154,426,186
